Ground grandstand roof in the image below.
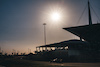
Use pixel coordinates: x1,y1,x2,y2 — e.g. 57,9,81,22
63,23,100,44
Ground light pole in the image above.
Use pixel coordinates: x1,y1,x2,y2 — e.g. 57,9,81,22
43,23,46,45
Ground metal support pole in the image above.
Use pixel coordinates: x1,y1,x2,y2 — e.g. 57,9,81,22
43,23,46,45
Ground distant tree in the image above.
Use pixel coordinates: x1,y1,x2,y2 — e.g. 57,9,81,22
12,53,13,55
17,53,18,55
4,53,7,56
0,52,2,56
23,53,25,55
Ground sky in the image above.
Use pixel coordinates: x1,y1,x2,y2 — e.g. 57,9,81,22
0,0,100,54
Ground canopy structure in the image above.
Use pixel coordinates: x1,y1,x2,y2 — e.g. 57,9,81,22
37,40,89,48
63,23,100,45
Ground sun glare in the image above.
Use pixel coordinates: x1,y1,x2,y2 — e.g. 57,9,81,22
51,12,61,21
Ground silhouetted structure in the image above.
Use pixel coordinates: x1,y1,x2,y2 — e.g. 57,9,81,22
35,1,100,62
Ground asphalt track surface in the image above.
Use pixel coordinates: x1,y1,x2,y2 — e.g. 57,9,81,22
1,60,100,67
0,58,100,67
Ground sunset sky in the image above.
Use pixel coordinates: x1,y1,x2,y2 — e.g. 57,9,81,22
0,0,100,54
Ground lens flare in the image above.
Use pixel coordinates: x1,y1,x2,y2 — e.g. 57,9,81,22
51,12,61,21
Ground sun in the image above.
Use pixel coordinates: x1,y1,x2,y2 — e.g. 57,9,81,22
51,12,61,21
